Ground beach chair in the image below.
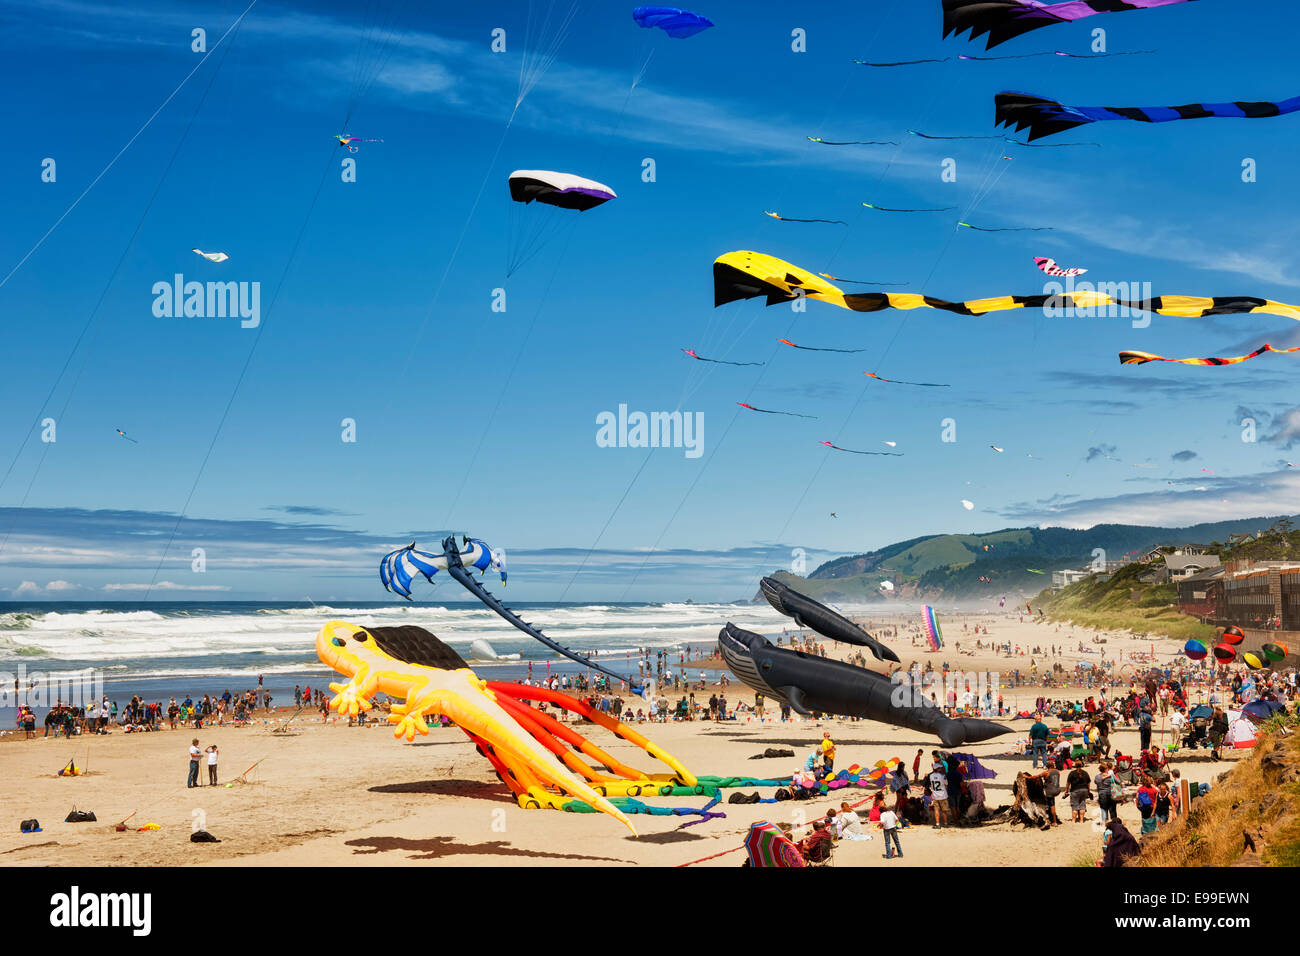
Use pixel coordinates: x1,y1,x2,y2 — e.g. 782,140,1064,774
805,837,836,868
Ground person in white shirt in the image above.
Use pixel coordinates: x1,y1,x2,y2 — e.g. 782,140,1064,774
928,762,950,828
188,739,202,788
880,807,903,858
834,802,870,841
205,744,219,785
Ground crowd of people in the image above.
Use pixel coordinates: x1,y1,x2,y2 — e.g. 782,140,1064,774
10,675,294,738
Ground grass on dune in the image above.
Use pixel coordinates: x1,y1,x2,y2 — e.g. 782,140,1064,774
1134,718,1300,868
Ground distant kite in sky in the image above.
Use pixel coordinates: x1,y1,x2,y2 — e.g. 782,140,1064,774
1026,569,1045,574
1035,256,1087,277
959,50,1153,60
807,137,897,145
990,445,1004,453
854,57,951,66
943,0,1194,50
817,273,907,286
778,339,864,353
865,372,951,387
682,349,763,366
862,202,956,213
959,221,1054,232
908,129,1003,140
713,251,1300,325
115,428,138,443
1120,343,1300,367
996,91,1300,141
192,248,228,263
882,441,897,447
821,441,902,456
336,134,383,151
764,211,846,225
961,499,975,510
738,402,816,419
632,6,714,38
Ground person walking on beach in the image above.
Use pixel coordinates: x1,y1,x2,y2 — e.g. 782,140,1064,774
1137,707,1153,752
188,739,201,788
912,748,923,782
205,744,219,786
881,805,903,859
754,692,764,721
1029,716,1049,768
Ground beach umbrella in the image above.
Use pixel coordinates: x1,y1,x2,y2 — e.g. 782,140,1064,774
744,821,804,867
1212,643,1237,663
1263,642,1289,661
1221,625,1246,645
1183,640,1207,661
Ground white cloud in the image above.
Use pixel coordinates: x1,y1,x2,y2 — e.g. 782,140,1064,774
999,469,1300,529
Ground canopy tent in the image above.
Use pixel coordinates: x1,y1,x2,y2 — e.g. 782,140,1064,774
1224,710,1261,750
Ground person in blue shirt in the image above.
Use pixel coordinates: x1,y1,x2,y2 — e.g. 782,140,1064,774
1029,718,1050,768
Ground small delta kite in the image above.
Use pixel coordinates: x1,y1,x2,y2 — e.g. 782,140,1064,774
192,249,229,263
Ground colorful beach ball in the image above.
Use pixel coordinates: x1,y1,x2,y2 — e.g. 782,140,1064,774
1222,625,1246,645
1183,640,1208,661
1212,642,1237,663
1263,642,1289,662
1242,652,1265,670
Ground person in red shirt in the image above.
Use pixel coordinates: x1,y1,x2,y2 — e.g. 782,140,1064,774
799,820,833,863
912,748,923,782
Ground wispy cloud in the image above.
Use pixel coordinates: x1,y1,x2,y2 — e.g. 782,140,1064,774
998,467,1300,528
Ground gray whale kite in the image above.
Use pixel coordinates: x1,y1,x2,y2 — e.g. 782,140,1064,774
719,578,1012,748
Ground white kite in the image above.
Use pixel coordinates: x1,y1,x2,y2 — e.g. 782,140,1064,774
192,248,229,263
961,499,975,511
990,445,1004,453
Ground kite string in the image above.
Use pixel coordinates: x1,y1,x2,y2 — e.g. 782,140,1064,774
0,13,247,556
573,2,922,598
438,35,661,532
142,148,338,600
0,0,259,294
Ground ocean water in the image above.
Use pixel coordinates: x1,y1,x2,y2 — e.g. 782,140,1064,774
0,600,796,715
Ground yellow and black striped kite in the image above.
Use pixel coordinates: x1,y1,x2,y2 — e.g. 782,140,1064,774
713,251,1300,322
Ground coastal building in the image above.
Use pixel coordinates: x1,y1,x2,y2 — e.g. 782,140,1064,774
1164,553,1221,581
1219,561,1300,630
1050,568,1091,592
1176,566,1225,619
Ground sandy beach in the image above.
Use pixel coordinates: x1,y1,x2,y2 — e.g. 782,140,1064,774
0,613,1243,867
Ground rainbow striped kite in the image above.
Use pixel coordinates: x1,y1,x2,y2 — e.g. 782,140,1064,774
922,605,944,651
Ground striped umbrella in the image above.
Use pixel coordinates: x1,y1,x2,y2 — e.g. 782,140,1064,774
744,821,805,867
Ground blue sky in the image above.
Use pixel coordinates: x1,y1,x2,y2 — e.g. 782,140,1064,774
3,0,1300,601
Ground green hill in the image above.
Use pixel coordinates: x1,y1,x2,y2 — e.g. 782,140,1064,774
759,516,1299,603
